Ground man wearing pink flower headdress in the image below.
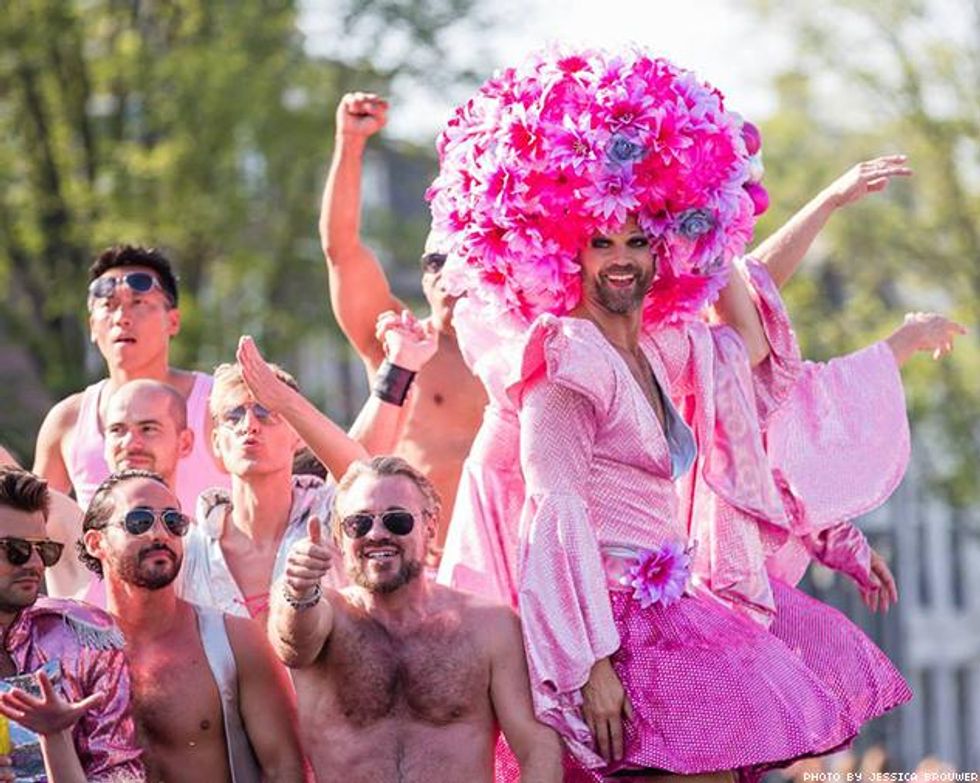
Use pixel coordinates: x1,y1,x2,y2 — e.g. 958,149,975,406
318,93,487,565
428,45,880,780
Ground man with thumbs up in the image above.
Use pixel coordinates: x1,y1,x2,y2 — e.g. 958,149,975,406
269,456,562,783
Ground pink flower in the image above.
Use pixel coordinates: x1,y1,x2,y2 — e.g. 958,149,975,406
620,540,692,608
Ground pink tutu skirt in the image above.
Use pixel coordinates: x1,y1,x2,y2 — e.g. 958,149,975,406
769,579,911,727
562,589,859,780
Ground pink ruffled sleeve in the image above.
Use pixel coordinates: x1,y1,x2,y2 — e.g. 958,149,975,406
736,256,804,425
766,341,909,535
510,316,621,767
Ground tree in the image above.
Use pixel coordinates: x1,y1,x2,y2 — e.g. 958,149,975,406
0,0,482,459
748,0,980,506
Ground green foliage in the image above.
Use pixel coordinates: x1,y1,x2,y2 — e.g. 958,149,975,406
0,0,471,459
749,0,980,506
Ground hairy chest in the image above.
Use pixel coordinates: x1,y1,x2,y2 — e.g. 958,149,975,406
324,613,488,728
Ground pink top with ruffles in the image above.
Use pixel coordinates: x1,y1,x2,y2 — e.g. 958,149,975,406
511,313,794,766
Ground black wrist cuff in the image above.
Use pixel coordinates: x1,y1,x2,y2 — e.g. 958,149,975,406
373,360,417,406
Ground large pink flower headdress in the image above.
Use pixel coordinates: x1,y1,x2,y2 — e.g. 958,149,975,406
426,45,768,334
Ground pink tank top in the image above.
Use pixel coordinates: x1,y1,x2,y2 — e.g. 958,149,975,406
68,372,230,512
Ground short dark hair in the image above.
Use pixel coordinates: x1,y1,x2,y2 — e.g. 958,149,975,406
77,469,170,579
292,447,328,480
0,466,50,520
88,244,179,307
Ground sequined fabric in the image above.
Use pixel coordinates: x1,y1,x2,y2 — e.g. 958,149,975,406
513,315,856,772
4,597,144,781
769,579,912,724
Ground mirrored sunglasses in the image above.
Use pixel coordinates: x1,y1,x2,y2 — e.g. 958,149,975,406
114,507,190,537
88,272,172,303
0,537,64,567
341,510,417,539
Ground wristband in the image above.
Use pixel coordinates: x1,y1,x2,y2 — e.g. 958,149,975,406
372,360,417,406
283,583,322,611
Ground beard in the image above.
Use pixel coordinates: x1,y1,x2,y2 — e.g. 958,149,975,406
592,265,654,314
347,550,423,595
118,543,181,590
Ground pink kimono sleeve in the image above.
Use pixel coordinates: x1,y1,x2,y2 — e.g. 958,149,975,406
517,377,620,767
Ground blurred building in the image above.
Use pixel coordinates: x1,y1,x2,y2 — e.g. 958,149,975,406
802,458,980,770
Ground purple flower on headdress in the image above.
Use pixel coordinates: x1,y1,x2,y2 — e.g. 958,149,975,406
619,540,691,609
676,208,715,238
605,133,646,167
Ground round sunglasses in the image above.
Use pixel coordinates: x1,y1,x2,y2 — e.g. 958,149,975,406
340,510,417,539
112,507,190,538
0,537,64,568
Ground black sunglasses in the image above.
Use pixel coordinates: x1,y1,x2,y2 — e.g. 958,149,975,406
420,253,447,274
0,538,64,568
88,272,172,303
113,507,190,537
341,510,417,539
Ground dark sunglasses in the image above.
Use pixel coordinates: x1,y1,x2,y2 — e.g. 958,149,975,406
341,510,417,539
113,507,190,537
220,403,281,428
0,537,64,567
88,272,172,303
420,252,447,274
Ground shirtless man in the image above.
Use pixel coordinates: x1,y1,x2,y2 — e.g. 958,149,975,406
320,93,487,553
33,245,228,510
81,470,304,783
268,456,561,783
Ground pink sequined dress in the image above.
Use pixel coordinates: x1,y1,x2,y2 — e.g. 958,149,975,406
740,257,912,730
513,313,858,776
439,298,523,607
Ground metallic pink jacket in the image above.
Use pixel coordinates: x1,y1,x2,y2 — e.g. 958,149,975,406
3,597,144,782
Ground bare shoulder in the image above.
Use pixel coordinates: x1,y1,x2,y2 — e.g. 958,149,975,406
166,367,200,398
39,392,84,436
439,586,520,646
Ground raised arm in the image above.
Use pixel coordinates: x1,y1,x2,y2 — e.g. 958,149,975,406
320,92,403,369
227,616,307,782
237,336,366,479
711,264,772,366
44,491,90,599
487,608,563,783
752,155,912,289
268,516,335,668
347,309,438,454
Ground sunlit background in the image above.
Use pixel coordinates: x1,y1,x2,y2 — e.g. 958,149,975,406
1,0,977,770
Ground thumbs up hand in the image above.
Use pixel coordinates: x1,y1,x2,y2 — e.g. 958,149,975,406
283,516,332,601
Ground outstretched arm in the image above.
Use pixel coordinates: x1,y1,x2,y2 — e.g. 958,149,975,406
884,312,966,366
488,609,562,783
0,673,102,783
753,155,912,289
320,92,403,370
